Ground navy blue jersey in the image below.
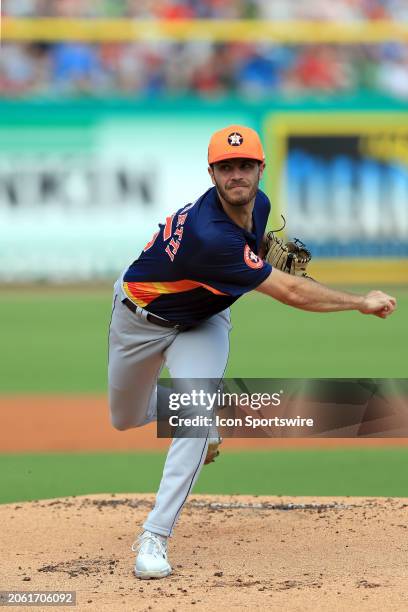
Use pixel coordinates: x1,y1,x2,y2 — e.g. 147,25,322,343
123,187,272,325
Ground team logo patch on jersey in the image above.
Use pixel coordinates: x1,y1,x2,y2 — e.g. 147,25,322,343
228,132,243,146
244,244,264,269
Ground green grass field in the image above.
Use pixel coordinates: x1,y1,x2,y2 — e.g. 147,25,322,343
0,287,406,503
0,448,407,504
0,287,406,392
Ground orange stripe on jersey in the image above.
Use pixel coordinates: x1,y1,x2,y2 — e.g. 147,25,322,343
123,279,227,307
196,281,226,296
123,282,150,307
163,214,175,241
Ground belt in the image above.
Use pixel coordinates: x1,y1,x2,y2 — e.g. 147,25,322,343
122,298,191,331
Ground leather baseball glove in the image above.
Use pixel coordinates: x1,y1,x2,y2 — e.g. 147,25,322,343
264,216,312,278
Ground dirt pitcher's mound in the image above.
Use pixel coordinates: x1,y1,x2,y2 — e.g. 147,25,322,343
1,495,407,612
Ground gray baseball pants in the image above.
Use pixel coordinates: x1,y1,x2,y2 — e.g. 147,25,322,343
108,279,231,536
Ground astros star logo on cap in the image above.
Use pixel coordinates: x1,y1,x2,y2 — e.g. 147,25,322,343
208,125,264,164
228,132,243,146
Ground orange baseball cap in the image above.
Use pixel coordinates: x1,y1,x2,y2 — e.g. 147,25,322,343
208,125,265,164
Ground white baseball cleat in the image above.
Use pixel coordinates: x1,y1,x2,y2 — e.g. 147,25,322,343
205,436,222,465
133,531,172,579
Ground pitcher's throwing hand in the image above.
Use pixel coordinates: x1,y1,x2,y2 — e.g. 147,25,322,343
359,290,397,319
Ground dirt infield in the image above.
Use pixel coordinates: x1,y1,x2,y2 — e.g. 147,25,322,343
1,395,407,452
0,494,407,611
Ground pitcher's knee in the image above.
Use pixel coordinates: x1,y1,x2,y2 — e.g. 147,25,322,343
110,412,145,431
109,390,152,430
111,415,131,431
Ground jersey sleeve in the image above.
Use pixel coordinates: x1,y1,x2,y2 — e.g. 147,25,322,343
185,233,272,297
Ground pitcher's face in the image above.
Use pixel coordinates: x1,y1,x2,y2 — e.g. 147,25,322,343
209,158,265,207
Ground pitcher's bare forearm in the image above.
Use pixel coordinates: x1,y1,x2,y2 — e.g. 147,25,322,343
256,268,396,318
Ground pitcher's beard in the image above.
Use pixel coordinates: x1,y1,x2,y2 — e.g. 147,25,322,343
216,181,258,207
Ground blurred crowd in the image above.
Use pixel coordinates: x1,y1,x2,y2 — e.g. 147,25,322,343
1,0,408,99
3,0,408,20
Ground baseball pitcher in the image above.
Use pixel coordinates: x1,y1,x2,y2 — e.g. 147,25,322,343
108,125,396,579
